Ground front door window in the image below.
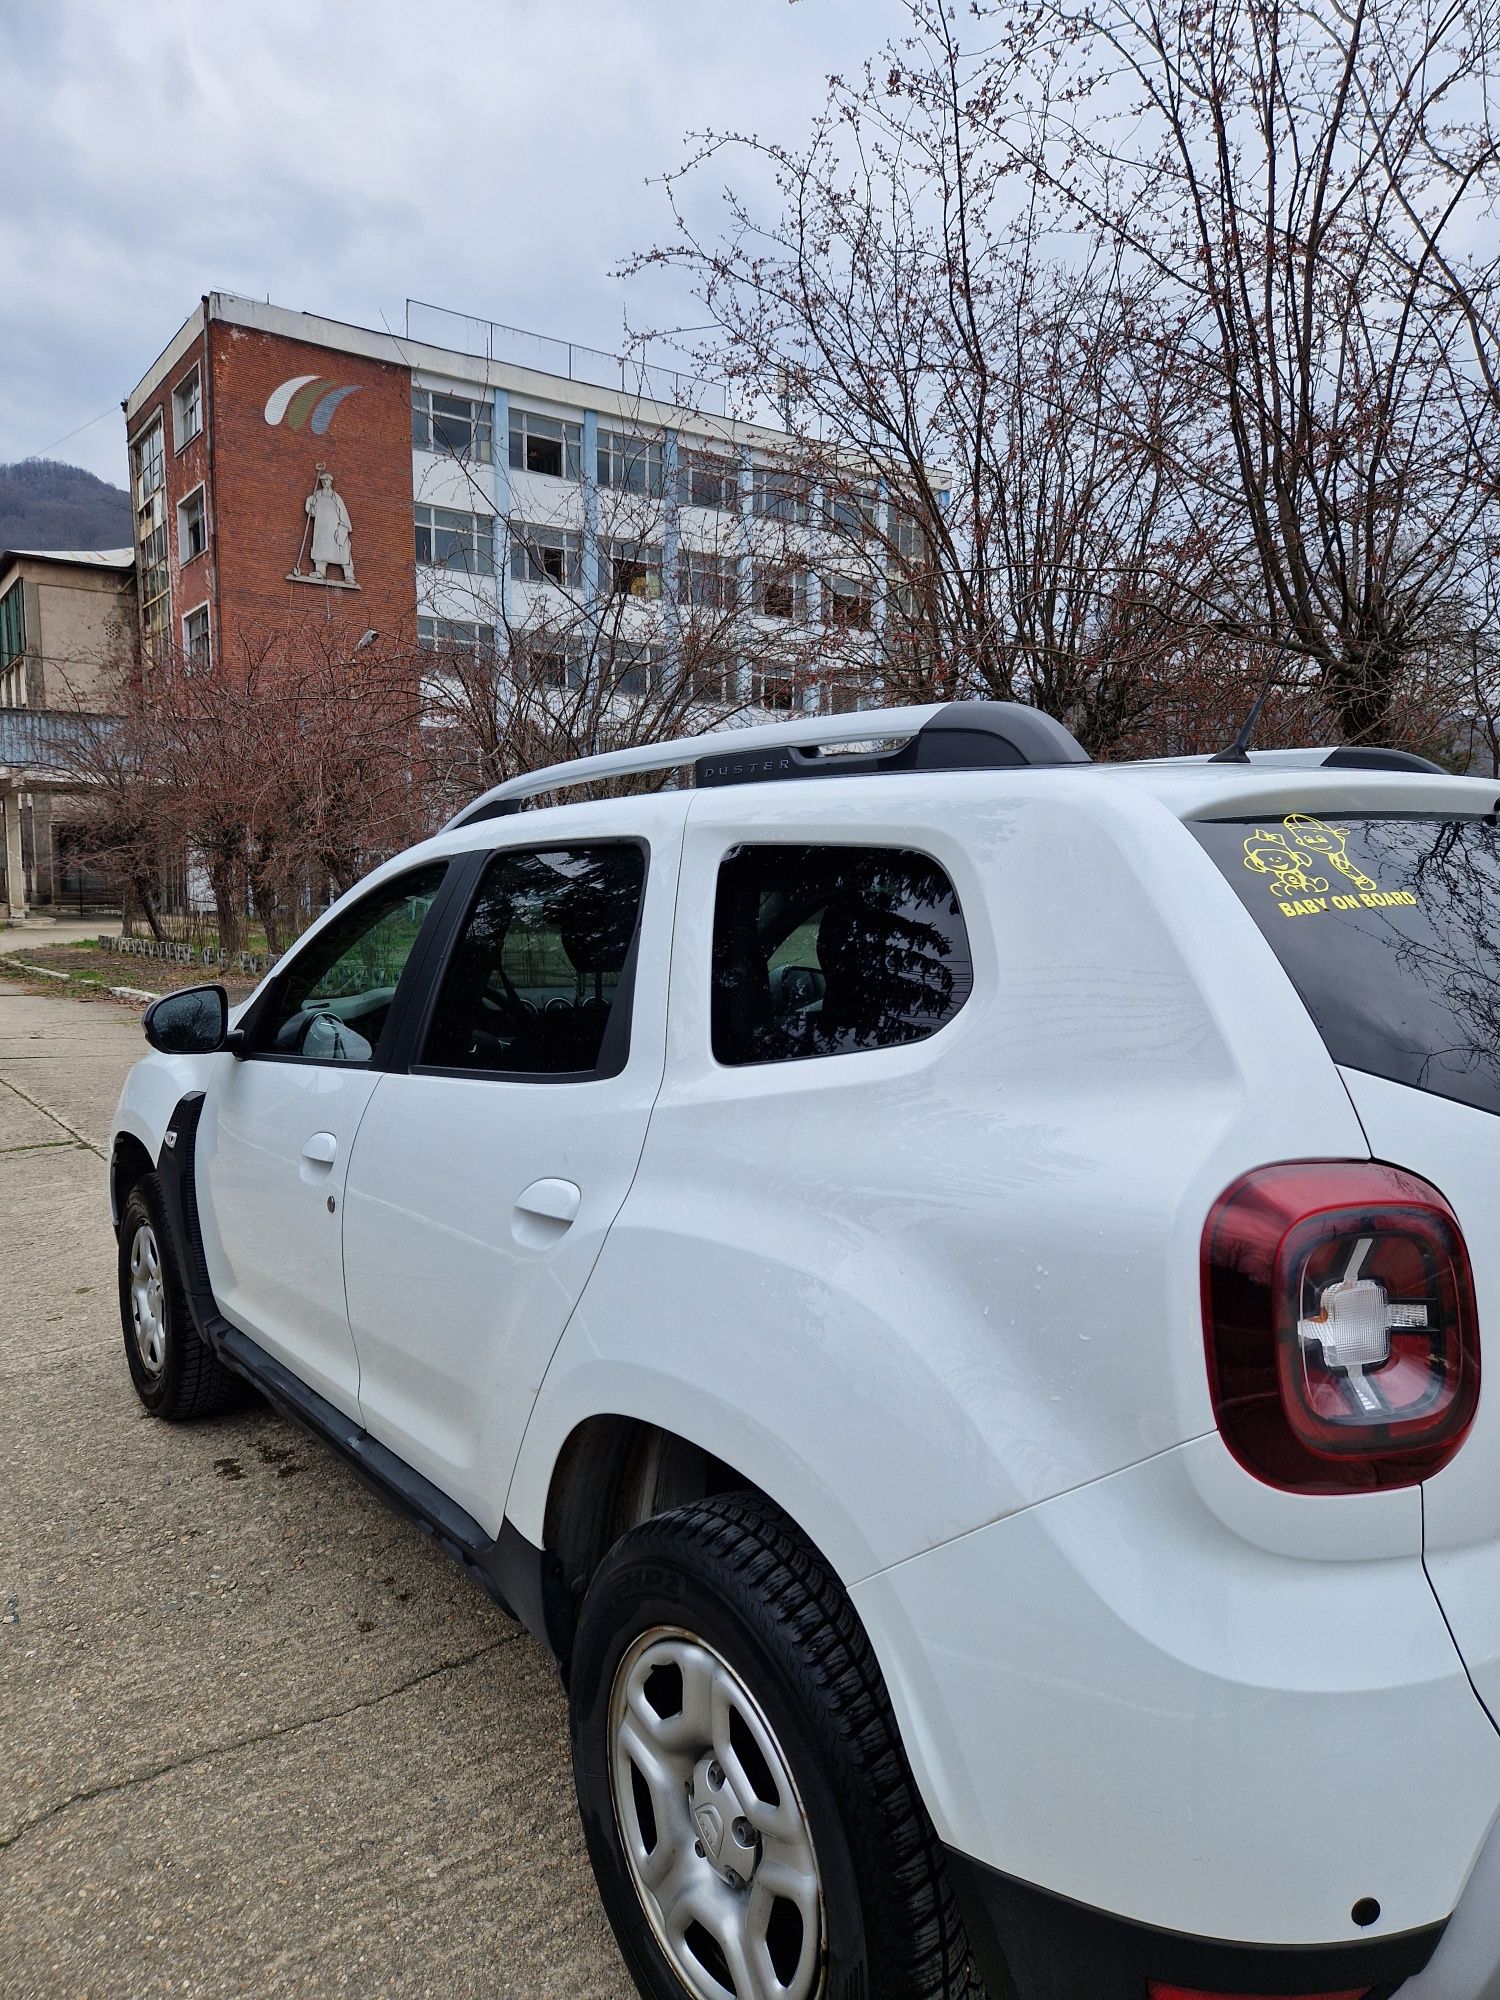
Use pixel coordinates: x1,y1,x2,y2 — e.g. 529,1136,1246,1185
257,864,448,1064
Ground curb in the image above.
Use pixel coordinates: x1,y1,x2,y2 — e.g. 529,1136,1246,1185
7,960,161,1004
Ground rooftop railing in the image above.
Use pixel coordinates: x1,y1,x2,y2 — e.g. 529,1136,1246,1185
404,300,727,418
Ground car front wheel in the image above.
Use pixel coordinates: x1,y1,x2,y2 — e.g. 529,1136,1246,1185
569,1493,981,2000
117,1174,240,1420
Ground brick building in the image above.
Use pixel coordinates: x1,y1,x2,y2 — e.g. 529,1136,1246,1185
124,298,420,673
122,293,891,708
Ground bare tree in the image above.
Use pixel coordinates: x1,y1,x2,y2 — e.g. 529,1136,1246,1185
65,621,426,955
1007,0,1500,740
65,693,171,939
627,6,1227,751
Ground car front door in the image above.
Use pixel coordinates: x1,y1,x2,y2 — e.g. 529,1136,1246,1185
340,800,684,1526
194,860,451,1416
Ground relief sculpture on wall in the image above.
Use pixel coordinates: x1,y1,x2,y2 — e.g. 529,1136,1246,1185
289,464,358,588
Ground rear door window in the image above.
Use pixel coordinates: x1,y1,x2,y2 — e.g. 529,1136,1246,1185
712,843,972,1066
1192,812,1500,1116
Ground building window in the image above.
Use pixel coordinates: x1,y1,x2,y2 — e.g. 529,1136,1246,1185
711,844,973,1067
412,388,493,463
750,667,804,711
509,521,584,588
509,409,582,481
0,581,25,672
753,563,808,621
172,368,202,450
679,549,739,614
177,486,207,564
182,604,211,670
684,659,736,705
607,641,668,698
889,504,927,564
414,504,496,576
132,417,169,661
752,465,809,524
597,429,664,495
826,575,874,630
133,417,165,504
519,637,587,691
418,615,497,650
829,676,875,715
678,450,740,513
603,538,663,600
827,484,877,537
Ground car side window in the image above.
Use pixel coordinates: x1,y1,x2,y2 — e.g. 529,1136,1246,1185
257,863,448,1065
712,843,972,1066
420,844,647,1077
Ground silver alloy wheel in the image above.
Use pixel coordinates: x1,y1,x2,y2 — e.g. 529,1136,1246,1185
609,1627,824,2000
128,1221,168,1377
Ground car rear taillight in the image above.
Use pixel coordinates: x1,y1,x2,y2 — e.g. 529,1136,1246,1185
1201,1162,1479,1493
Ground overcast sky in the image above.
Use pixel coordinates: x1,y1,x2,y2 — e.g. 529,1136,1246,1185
0,0,905,488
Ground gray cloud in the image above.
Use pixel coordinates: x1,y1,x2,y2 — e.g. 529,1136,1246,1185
0,0,904,485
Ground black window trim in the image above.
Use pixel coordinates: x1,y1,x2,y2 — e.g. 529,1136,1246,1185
403,836,653,1086
234,858,468,1072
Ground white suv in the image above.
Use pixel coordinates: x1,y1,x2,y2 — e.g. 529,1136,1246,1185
110,701,1500,2000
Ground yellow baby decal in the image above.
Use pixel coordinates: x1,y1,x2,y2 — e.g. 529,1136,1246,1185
1282,815,1379,894
1242,815,1417,918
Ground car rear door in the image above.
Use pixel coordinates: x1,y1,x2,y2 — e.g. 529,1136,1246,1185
194,859,454,1417
339,794,687,1528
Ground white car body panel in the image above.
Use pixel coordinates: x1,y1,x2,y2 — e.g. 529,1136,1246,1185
342,793,690,1526
1337,1066,1500,1732
850,1433,1500,1945
195,1057,382,1416
505,772,1376,1572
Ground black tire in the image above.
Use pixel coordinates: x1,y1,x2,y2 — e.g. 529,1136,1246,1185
117,1173,240,1420
570,1492,982,2000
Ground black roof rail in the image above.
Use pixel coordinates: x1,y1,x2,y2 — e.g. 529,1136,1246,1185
693,700,1090,790
1322,746,1447,775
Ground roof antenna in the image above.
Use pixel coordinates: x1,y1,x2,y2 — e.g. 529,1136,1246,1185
1210,639,1290,764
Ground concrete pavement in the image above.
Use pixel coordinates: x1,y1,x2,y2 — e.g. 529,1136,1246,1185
0,916,122,953
0,989,633,1999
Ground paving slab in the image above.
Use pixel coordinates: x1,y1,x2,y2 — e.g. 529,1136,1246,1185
0,990,632,2000
0,991,148,1154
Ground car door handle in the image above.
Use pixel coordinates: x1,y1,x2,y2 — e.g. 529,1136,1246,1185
515,1178,581,1225
301,1132,338,1167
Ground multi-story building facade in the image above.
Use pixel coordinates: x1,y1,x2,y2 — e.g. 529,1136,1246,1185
0,545,135,914
122,293,895,718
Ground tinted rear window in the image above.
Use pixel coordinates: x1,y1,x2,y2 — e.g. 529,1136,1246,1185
1193,812,1500,1116
712,843,973,1066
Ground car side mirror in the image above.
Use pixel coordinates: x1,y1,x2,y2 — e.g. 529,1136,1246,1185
142,983,232,1056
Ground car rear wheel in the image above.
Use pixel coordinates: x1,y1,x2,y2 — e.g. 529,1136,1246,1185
569,1492,983,2000
117,1174,240,1420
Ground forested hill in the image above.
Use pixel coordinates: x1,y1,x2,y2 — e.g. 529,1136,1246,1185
0,459,132,553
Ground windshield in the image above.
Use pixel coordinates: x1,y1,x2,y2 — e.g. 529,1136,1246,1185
1192,812,1500,1118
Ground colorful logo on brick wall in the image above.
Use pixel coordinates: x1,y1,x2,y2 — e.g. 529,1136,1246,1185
264,376,361,435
